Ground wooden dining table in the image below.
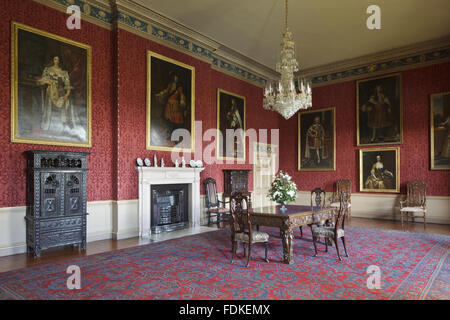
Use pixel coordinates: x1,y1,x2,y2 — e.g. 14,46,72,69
249,205,337,264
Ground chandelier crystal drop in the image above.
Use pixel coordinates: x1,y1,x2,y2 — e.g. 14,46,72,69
263,0,312,120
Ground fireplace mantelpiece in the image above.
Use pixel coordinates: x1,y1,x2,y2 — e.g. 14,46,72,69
136,167,204,237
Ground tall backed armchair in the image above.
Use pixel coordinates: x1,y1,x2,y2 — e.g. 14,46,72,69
204,178,230,228
400,180,427,228
329,179,352,219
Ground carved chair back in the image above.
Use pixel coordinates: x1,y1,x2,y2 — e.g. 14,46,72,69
230,193,251,242
334,191,350,232
332,179,351,203
204,178,219,209
231,190,252,209
405,180,427,207
337,179,351,195
310,188,326,208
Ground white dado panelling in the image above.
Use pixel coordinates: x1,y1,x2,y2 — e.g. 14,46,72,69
0,206,27,257
0,201,116,257
112,200,139,240
86,201,114,242
0,193,447,257
294,191,450,224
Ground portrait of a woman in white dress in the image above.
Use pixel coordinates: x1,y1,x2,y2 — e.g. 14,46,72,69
38,55,79,133
11,22,91,147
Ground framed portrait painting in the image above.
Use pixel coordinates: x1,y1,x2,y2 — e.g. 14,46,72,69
217,89,246,161
357,74,402,146
11,22,92,147
359,147,400,193
298,107,336,171
430,91,450,170
147,50,195,152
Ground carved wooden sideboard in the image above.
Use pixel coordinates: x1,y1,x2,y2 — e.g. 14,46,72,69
25,150,90,257
222,169,251,198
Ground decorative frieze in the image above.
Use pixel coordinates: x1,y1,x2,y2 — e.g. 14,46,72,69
35,0,450,88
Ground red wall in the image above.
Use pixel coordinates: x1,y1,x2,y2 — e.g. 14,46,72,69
279,63,450,196
0,0,279,207
0,1,448,209
0,0,115,207
115,30,280,200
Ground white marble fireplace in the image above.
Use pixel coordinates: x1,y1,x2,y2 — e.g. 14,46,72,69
136,166,205,237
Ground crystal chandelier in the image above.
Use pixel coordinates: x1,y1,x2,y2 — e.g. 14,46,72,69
263,0,312,120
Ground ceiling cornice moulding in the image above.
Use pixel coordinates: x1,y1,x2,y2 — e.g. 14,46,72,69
114,0,276,84
33,1,450,88
32,0,271,87
305,36,450,87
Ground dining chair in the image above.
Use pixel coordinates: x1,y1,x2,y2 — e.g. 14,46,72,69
230,192,269,267
329,179,352,219
299,187,326,238
203,177,230,228
231,190,252,209
400,180,427,228
312,191,349,261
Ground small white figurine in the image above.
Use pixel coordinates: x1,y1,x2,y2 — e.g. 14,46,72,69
161,158,165,167
181,156,186,168
174,159,179,167
153,155,158,167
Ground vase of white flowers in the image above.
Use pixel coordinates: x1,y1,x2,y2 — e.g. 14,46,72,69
267,171,298,211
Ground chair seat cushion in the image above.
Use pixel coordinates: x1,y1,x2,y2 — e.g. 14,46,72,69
400,207,426,212
234,231,269,243
208,207,229,213
313,226,344,238
330,202,351,208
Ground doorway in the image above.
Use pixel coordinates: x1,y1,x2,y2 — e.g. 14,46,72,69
252,143,278,209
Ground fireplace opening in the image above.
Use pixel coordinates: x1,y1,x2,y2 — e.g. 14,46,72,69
151,184,189,233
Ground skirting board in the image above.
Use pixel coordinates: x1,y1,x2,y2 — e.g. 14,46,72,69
0,193,448,257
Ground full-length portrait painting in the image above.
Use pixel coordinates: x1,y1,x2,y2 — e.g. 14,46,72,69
430,91,450,170
147,51,195,152
298,107,335,171
359,147,400,193
357,74,402,146
217,89,246,161
11,22,92,147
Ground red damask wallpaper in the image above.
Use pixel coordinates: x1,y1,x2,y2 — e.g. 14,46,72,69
0,0,448,209
280,63,450,196
0,0,115,207
115,30,280,200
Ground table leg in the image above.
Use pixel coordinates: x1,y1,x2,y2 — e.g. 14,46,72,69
280,228,294,264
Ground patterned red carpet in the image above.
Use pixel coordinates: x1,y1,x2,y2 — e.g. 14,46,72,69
0,226,448,300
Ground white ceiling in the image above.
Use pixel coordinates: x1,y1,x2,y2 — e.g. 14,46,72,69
135,0,450,70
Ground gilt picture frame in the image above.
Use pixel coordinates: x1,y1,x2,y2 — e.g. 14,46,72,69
217,89,246,161
430,91,450,170
359,147,400,193
11,22,92,147
146,50,195,152
298,107,336,171
357,73,402,146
